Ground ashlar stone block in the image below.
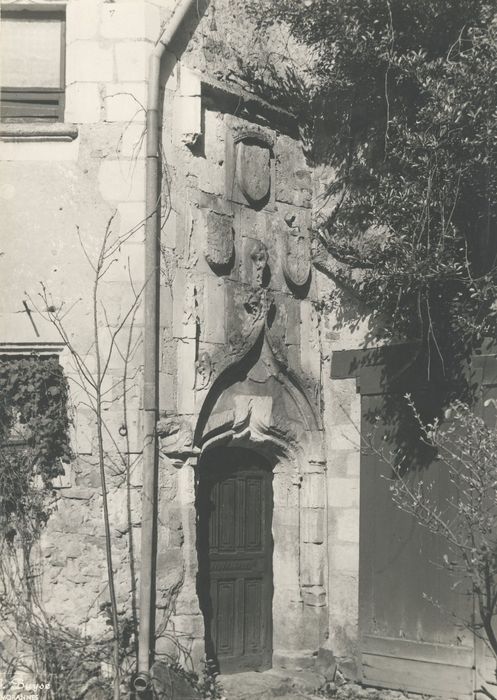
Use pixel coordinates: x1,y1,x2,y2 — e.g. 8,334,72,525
200,277,226,345
328,477,359,509
66,41,114,83
65,83,102,123
66,1,100,43
302,473,326,509
333,507,359,543
331,422,361,452
115,41,151,82
330,542,359,575
302,507,325,544
204,108,225,164
172,270,197,340
301,543,325,586
300,301,321,381
179,66,201,97
177,338,196,415
101,2,161,40
105,82,147,123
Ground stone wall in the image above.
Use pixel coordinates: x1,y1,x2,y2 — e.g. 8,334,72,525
0,0,372,685
151,67,332,668
0,0,189,675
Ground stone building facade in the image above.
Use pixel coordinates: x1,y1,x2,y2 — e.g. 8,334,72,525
0,0,348,674
0,1,487,698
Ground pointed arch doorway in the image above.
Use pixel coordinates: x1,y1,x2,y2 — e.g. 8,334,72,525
197,447,273,674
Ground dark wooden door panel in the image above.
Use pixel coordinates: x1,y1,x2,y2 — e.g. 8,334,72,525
198,448,273,674
215,580,236,656
360,386,475,698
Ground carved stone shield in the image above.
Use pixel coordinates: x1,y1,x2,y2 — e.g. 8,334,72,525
201,209,234,272
236,140,271,206
283,233,311,289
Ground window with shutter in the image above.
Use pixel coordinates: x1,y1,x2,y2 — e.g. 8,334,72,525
0,8,66,122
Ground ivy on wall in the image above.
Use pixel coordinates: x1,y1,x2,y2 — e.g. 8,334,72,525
0,355,72,539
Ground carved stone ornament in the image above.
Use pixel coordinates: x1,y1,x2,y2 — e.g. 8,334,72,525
157,416,199,465
202,209,234,272
235,131,273,207
244,288,273,317
283,232,311,289
195,351,212,390
250,239,268,287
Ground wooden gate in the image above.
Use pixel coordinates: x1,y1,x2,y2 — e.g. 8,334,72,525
332,348,475,698
197,447,273,674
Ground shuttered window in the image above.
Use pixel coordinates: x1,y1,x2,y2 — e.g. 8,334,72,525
0,9,66,122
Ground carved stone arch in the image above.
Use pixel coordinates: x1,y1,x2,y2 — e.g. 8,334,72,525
193,324,327,671
193,324,323,455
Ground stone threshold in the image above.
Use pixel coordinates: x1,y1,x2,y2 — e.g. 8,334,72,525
217,669,325,700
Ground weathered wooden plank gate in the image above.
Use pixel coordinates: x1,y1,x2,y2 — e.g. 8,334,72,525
332,347,476,699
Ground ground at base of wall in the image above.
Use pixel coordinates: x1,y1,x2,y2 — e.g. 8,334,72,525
315,681,457,700
217,672,457,700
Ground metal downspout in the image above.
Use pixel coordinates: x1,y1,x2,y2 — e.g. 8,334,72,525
134,0,199,692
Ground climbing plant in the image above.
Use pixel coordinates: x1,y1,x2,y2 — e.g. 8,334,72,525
0,355,72,540
239,0,497,379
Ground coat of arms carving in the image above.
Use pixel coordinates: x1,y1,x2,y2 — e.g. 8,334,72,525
234,130,273,208
283,225,311,290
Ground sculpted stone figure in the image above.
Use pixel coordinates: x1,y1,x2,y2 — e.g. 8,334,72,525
250,239,268,287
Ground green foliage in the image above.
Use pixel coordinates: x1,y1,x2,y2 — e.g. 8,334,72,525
0,356,72,539
0,356,72,477
243,0,497,376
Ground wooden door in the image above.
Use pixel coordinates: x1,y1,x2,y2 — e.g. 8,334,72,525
197,448,273,674
359,367,475,698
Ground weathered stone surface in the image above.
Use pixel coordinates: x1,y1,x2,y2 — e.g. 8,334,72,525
301,543,326,586
195,350,213,389
236,139,271,205
302,473,326,509
200,208,234,272
275,135,312,208
204,108,225,163
157,415,196,463
249,238,269,286
201,276,226,344
302,585,326,607
302,507,325,544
